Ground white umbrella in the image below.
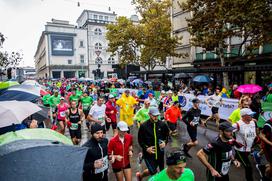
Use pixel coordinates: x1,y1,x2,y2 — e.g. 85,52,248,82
0,101,41,128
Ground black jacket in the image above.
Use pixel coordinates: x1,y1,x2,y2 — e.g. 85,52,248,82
138,119,169,159
82,137,108,181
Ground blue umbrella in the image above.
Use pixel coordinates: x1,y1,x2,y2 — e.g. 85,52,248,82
0,84,40,102
132,79,143,84
193,75,212,83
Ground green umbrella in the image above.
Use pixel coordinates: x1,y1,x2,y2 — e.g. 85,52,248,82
0,128,73,146
0,81,19,89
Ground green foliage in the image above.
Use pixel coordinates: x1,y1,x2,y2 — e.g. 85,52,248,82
0,33,23,68
106,0,184,70
181,0,272,56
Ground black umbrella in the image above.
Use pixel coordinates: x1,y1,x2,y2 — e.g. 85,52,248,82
174,73,191,79
0,140,88,181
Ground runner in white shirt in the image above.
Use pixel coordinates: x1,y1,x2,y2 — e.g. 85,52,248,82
232,108,258,181
205,88,223,128
88,97,108,132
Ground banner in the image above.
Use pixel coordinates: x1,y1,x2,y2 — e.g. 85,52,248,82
179,94,239,120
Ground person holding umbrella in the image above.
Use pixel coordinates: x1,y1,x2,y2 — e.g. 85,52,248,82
83,123,109,181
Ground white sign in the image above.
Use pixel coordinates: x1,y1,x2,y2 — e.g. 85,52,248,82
179,94,239,120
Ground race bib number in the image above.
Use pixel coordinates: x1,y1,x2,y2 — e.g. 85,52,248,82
95,156,108,174
83,103,89,110
60,111,66,117
98,117,105,126
191,116,200,126
221,160,231,175
70,123,79,130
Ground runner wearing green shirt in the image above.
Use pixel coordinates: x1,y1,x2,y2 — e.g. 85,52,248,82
148,148,194,181
80,92,93,129
48,91,61,122
76,88,83,97
69,90,80,106
110,85,119,98
134,99,150,127
42,93,51,107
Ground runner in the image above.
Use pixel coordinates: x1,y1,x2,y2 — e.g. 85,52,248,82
48,90,61,127
80,92,93,130
147,93,158,108
182,98,201,158
116,90,138,129
56,97,69,134
165,101,182,136
232,108,258,181
197,122,241,181
205,88,223,128
228,96,250,124
69,89,80,106
259,118,272,178
163,90,173,111
66,100,84,145
136,107,169,180
88,97,107,131
148,147,194,181
134,99,150,127
158,90,166,112
105,94,118,136
83,123,109,181
108,121,133,181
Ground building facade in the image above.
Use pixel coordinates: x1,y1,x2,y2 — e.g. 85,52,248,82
35,19,88,79
77,10,117,79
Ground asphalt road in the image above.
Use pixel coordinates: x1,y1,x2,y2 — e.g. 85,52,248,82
66,120,260,181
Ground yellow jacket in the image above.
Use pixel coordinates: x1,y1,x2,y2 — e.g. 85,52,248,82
116,93,138,126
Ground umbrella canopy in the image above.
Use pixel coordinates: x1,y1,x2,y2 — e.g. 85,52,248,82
0,128,73,146
193,75,212,83
132,79,143,84
237,84,262,94
0,101,41,128
0,84,41,101
0,81,19,90
0,140,88,181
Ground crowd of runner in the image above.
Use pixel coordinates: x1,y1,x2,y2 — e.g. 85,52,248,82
37,78,272,181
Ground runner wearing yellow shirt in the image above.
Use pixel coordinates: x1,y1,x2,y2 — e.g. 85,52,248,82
228,96,250,124
116,90,138,128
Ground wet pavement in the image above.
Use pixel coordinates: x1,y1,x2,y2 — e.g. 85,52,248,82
64,120,260,181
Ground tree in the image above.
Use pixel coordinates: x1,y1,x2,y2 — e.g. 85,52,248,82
181,0,272,88
0,33,23,69
106,0,185,70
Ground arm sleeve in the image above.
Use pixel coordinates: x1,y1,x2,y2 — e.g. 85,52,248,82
138,125,147,150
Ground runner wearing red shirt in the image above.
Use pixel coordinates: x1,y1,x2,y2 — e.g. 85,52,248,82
105,94,118,136
108,121,133,181
164,101,182,136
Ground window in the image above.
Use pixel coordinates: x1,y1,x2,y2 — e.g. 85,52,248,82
93,14,97,19
105,16,108,21
68,59,72,64
99,15,103,20
80,55,84,64
94,28,102,35
79,41,84,47
108,57,115,64
95,43,102,50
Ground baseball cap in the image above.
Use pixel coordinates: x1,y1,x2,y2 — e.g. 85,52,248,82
60,97,65,100
109,94,115,99
167,90,173,94
148,93,153,97
192,98,200,104
219,121,235,132
166,148,186,166
125,89,130,93
240,108,256,117
117,121,129,132
144,99,150,104
161,90,166,94
149,107,160,116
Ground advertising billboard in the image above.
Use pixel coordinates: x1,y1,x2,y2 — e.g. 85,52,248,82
51,35,74,56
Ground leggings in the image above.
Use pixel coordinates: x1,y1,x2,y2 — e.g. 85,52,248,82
235,151,253,181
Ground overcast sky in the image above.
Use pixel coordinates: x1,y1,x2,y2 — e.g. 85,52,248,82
0,0,135,67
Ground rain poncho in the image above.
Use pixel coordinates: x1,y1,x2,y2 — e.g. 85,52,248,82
116,93,138,126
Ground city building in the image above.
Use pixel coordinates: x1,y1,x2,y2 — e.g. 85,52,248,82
76,10,118,79
34,19,88,79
